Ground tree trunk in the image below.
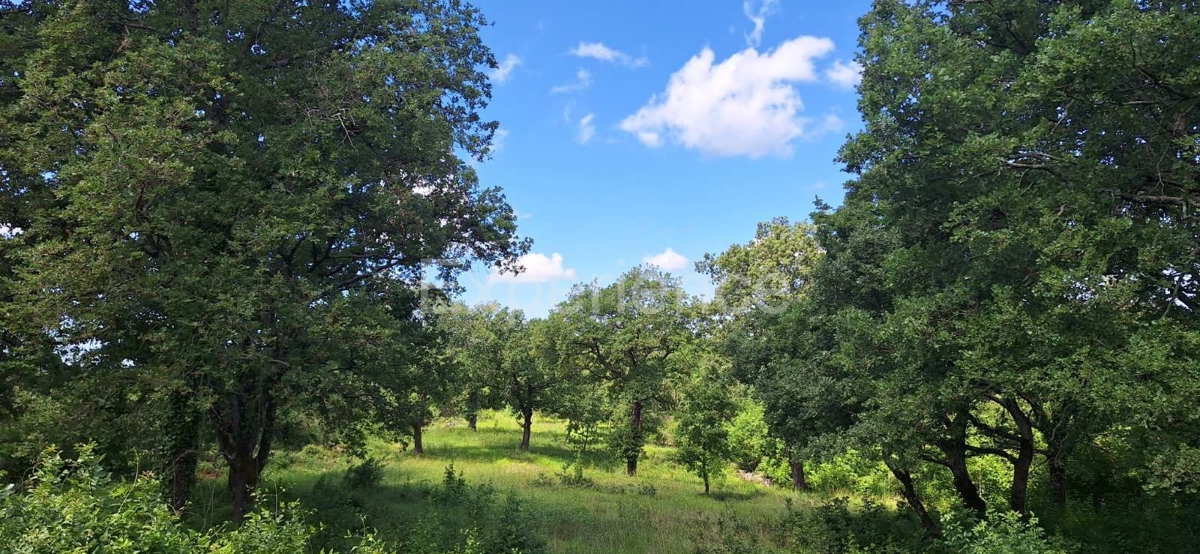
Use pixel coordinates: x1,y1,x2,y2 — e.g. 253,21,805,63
703,471,711,495
520,408,533,451
165,392,201,513
1002,398,1035,517
1048,451,1068,509
412,421,424,455
212,386,277,525
943,445,988,516
789,452,809,492
885,461,941,539
1042,419,1074,510
468,412,478,431
626,400,644,476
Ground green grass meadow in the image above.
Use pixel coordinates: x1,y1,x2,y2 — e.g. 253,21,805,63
198,413,812,554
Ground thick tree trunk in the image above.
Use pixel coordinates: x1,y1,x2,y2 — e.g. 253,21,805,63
520,408,533,451
626,400,644,476
943,445,988,516
886,462,941,539
412,421,424,455
213,387,277,525
788,452,809,492
1002,398,1036,516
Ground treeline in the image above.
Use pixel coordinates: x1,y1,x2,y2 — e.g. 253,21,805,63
0,0,1198,552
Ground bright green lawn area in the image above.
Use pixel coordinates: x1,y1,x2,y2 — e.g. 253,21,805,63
250,412,811,554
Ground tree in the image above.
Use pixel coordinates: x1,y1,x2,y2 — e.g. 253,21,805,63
438,303,508,431
554,266,692,476
825,0,1199,524
1,0,527,521
698,217,824,491
674,358,738,494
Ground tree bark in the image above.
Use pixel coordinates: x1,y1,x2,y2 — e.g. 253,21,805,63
1001,398,1036,517
213,385,277,525
886,463,941,539
626,400,644,476
703,470,711,495
789,452,809,492
468,412,478,431
939,413,988,516
411,421,424,455
941,443,988,516
520,408,533,451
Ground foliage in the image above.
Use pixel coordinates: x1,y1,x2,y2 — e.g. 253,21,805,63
344,457,386,491
553,265,694,475
673,358,739,494
941,512,1072,554
0,445,314,553
0,0,527,519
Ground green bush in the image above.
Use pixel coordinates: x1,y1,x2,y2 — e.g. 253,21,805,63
727,400,773,473
780,497,930,554
0,445,315,553
941,512,1072,554
344,457,386,491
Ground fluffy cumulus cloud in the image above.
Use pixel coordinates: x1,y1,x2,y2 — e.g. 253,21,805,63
551,69,592,94
490,54,522,84
643,248,689,272
825,59,863,89
488,253,577,284
577,113,596,144
618,36,836,158
570,41,648,67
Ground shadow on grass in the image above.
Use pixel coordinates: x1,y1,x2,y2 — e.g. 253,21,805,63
708,489,769,502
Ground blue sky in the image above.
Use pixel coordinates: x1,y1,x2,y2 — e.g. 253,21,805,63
458,0,871,316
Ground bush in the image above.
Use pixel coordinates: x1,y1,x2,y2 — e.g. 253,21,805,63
344,457,386,490
941,511,1072,554
0,444,315,553
780,497,930,554
727,399,773,473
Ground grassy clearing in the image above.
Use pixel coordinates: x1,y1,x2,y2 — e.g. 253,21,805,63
217,412,816,554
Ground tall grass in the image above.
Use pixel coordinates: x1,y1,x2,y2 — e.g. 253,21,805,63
194,412,815,554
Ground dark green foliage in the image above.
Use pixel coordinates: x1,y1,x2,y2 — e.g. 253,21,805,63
779,497,931,554
0,0,527,520
344,457,386,491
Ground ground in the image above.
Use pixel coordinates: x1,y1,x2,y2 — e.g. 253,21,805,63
221,412,808,554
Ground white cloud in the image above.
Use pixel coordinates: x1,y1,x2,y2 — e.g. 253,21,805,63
491,128,510,155
825,60,863,89
577,113,596,144
743,0,780,48
491,54,522,84
644,248,689,272
488,253,578,284
570,41,648,68
618,36,836,158
551,69,592,94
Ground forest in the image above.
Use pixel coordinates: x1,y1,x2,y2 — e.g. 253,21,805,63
0,0,1197,553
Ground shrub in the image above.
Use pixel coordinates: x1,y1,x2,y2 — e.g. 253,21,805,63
0,444,316,553
940,511,1073,554
344,457,386,491
780,497,929,554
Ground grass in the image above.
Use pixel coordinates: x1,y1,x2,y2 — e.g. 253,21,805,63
224,412,814,554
